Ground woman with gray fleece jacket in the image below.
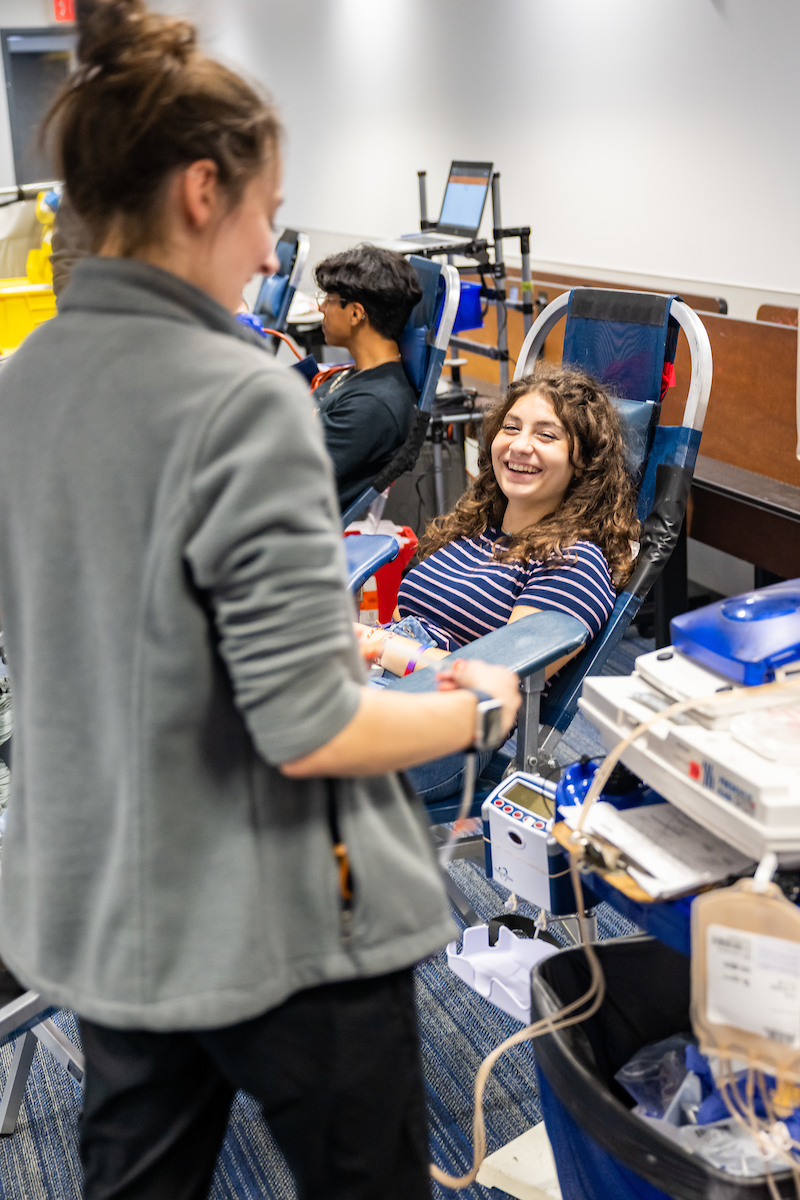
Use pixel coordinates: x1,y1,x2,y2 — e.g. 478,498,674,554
0,3,520,1198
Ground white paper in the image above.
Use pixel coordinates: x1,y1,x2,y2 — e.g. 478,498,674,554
561,802,753,898
706,924,800,1049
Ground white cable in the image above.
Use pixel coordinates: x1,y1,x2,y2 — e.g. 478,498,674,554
438,750,477,866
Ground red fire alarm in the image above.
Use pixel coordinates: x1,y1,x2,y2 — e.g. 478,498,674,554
53,0,75,21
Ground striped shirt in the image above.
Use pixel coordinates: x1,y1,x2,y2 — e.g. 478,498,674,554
397,527,615,652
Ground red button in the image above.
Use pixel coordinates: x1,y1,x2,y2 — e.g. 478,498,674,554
688,761,701,780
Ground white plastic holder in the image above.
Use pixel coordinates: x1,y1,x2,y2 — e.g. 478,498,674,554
447,923,560,1024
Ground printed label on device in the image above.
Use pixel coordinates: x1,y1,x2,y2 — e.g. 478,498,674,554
706,924,800,1048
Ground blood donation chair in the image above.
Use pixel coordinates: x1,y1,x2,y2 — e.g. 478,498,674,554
340,254,460,528
342,255,460,605
385,288,712,829
253,228,309,355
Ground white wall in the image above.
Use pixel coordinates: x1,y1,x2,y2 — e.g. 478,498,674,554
2,0,799,308
152,0,800,307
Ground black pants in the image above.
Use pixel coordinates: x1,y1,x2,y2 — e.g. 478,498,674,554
79,969,431,1200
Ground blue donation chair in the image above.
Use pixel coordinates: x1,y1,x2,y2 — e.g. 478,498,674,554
344,532,400,594
253,228,310,355
341,255,460,597
385,288,713,830
340,255,461,528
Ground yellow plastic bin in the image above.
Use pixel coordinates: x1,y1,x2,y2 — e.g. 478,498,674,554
0,279,57,355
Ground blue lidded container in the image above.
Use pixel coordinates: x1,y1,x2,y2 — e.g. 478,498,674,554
670,577,800,685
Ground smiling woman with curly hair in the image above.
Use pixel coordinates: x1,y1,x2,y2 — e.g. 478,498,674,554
359,362,642,801
419,363,640,583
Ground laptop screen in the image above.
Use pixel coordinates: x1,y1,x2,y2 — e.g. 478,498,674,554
436,161,493,237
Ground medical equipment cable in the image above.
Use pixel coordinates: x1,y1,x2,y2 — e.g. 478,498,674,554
717,1059,800,1197
437,750,478,865
260,327,304,360
430,852,605,1189
433,674,800,1189
567,675,800,1193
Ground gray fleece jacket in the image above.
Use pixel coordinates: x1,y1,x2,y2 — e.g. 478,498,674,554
0,257,453,1030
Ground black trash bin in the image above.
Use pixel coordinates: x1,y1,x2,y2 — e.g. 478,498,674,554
530,935,795,1200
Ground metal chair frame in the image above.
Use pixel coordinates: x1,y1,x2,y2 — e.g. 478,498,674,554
511,291,712,778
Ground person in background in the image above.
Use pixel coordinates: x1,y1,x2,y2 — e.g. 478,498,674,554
313,244,422,511
0,1,520,1198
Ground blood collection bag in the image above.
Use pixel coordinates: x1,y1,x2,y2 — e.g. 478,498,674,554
692,874,800,1084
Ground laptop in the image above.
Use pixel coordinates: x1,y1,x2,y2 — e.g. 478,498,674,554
377,160,493,253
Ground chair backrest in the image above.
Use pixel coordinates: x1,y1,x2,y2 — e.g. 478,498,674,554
340,256,460,527
253,229,310,351
513,287,713,733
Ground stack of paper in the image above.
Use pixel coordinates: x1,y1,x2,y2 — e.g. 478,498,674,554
560,803,754,899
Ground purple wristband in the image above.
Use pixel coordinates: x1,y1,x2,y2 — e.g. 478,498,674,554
403,645,427,676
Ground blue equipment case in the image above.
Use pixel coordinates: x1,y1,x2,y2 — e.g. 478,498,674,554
671,577,800,685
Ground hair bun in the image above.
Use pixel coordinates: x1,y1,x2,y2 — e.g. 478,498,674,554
75,0,195,71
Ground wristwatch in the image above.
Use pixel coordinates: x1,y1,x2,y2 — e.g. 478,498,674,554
468,689,506,752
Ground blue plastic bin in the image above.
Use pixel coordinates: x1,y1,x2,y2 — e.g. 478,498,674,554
451,280,483,333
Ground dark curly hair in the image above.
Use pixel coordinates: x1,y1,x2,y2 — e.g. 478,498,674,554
419,363,641,585
313,244,423,344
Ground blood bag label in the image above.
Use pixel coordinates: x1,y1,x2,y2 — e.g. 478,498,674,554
706,924,800,1048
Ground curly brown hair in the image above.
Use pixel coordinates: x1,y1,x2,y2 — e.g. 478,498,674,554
419,363,641,585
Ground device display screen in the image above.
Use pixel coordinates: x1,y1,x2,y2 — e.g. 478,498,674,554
437,161,492,234
502,780,555,820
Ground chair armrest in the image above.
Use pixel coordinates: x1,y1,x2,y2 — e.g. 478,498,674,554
344,534,399,595
384,611,588,693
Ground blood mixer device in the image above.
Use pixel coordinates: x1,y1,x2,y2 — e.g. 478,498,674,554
579,579,800,863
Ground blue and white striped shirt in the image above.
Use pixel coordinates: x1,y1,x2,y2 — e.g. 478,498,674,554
397,526,615,652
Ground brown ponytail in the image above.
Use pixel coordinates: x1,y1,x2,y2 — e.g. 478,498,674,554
45,0,281,253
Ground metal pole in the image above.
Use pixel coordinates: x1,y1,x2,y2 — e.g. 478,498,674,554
0,1030,36,1136
0,181,59,202
418,171,428,230
520,229,533,337
431,426,446,515
514,669,544,773
34,1019,85,1087
491,173,509,391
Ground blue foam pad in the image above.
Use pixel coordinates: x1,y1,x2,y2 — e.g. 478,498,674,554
400,326,428,394
343,534,400,594
613,398,656,480
385,610,588,690
254,273,289,321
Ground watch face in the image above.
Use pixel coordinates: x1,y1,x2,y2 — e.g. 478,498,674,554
475,698,506,751
485,702,506,749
